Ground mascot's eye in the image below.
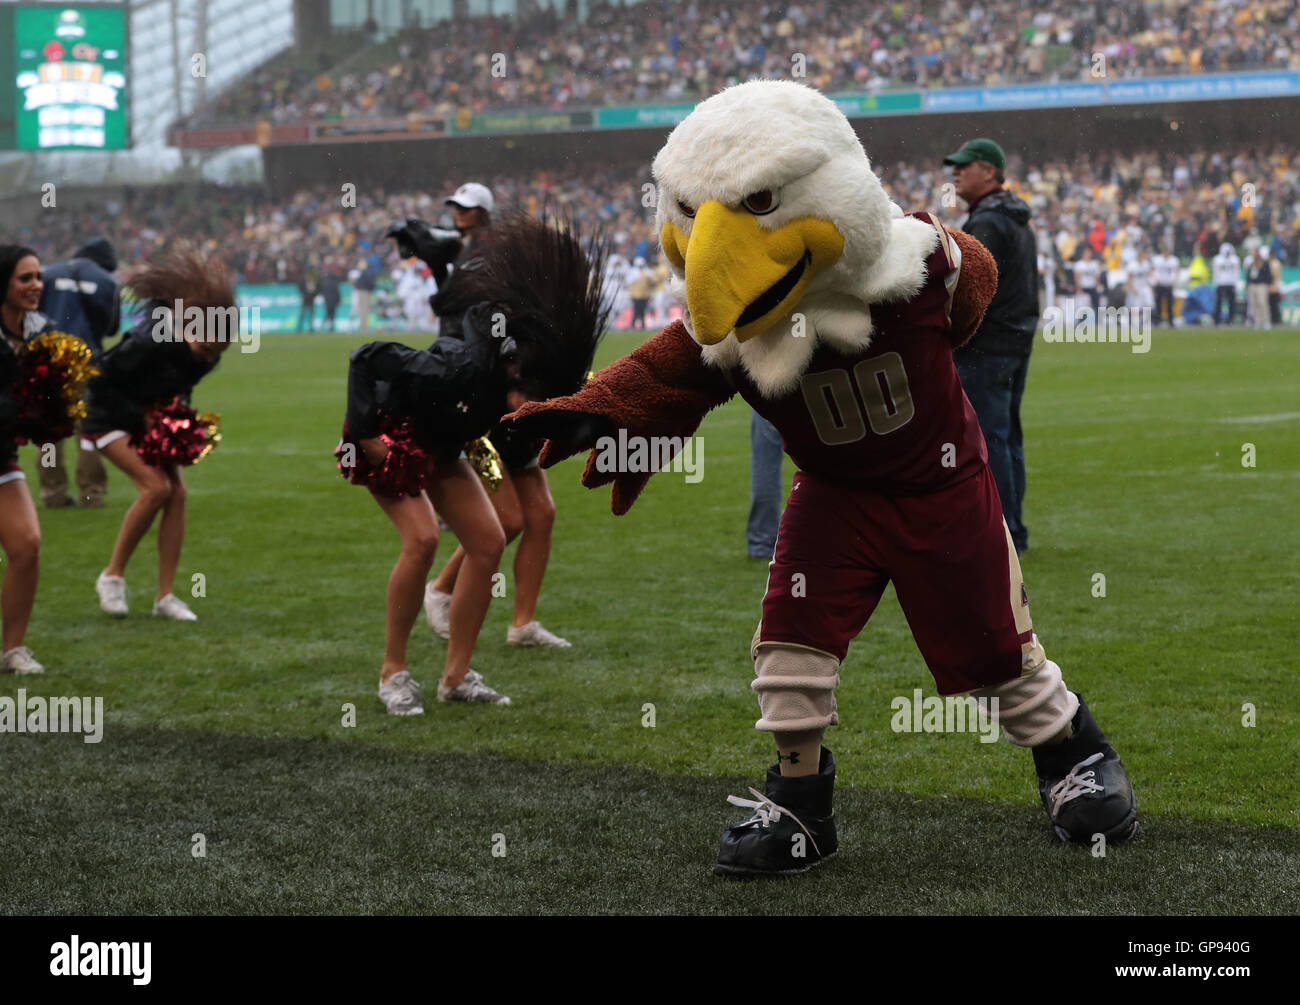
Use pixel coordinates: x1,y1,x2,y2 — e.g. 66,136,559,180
676,200,696,219
742,190,778,215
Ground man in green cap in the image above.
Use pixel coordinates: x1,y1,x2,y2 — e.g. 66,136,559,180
943,137,1039,554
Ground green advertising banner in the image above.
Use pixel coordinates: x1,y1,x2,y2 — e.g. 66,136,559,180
235,282,391,333
596,91,923,130
829,91,924,115
14,5,129,151
457,107,595,135
597,102,698,128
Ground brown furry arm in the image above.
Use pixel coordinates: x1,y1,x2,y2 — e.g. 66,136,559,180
504,321,735,514
947,228,998,348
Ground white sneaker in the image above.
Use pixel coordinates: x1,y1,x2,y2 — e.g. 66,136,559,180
2,646,45,675
96,572,128,617
437,669,511,705
152,593,198,621
507,620,572,648
424,583,451,639
378,670,425,715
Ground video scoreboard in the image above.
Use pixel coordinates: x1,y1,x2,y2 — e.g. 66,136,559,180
0,3,130,150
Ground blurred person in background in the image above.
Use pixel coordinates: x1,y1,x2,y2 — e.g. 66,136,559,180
601,253,629,329
1152,243,1180,326
36,237,120,508
747,413,783,560
1212,242,1241,324
352,256,378,334
1036,232,1055,313
1265,246,1283,326
1073,245,1102,315
396,261,434,331
320,260,342,331
1246,248,1272,330
1127,247,1154,316
944,137,1038,554
625,255,653,329
1052,243,1076,320
297,258,319,332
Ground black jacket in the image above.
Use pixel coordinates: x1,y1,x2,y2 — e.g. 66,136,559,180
81,310,220,436
37,239,121,360
429,230,494,318
960,189,1039,357
345,303,509,450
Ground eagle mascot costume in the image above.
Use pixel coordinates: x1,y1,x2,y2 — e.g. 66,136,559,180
507,80,1137,877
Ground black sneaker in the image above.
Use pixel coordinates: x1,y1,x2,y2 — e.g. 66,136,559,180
1032,693,1138,844
714,747,838,878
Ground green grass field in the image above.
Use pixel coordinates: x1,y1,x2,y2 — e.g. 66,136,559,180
2,326,1298,915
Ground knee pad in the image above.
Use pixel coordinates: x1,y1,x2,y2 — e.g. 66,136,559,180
751,643,840,733
972,636,1078,747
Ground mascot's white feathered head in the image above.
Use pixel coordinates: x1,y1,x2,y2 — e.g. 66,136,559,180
652,79,939,396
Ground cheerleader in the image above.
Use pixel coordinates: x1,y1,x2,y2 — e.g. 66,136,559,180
342,213,606,714
423,430,571,648
83,250,234,621
0,246,55,673
418,196,574,648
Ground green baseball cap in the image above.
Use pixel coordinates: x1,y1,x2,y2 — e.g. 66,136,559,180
943,138,1006,170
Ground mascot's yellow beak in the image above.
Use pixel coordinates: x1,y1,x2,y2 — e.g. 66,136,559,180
661,201,844,344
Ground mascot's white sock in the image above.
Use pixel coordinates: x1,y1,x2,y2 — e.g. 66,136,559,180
972,635,1079,747
751,636,841,733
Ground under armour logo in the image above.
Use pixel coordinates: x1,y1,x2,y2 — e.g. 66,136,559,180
455,401,468,413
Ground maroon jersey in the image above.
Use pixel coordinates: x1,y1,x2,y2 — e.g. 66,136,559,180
733,214,987,495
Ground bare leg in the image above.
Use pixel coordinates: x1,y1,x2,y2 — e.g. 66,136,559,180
0,479,40,652
431,469,522,596
99,438,173,578
425,459,506,689
509,467,555,627
373,490,440,684
155,467,186,599
431,544,466,595
775,729,824,778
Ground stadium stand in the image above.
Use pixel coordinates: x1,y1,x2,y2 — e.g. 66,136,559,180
176,0,1300,128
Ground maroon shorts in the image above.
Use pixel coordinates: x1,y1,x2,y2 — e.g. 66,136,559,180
758,465,1033,694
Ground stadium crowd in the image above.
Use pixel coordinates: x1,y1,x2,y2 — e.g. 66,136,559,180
8,144,1297,328
177,0,1300,128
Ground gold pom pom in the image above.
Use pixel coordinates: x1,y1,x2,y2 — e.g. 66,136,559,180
27,331,100,408
194,411,222,463
465,436,504,494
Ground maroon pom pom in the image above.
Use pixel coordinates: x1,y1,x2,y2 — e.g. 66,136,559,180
133,398,221,468
336,414,436,497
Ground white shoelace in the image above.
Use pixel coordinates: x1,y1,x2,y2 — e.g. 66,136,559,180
726,787,822,856
1049,752,1105,815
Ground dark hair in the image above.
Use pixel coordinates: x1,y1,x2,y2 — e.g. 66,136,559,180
0,245,41,306
130,246,235,311
440,211,610,400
